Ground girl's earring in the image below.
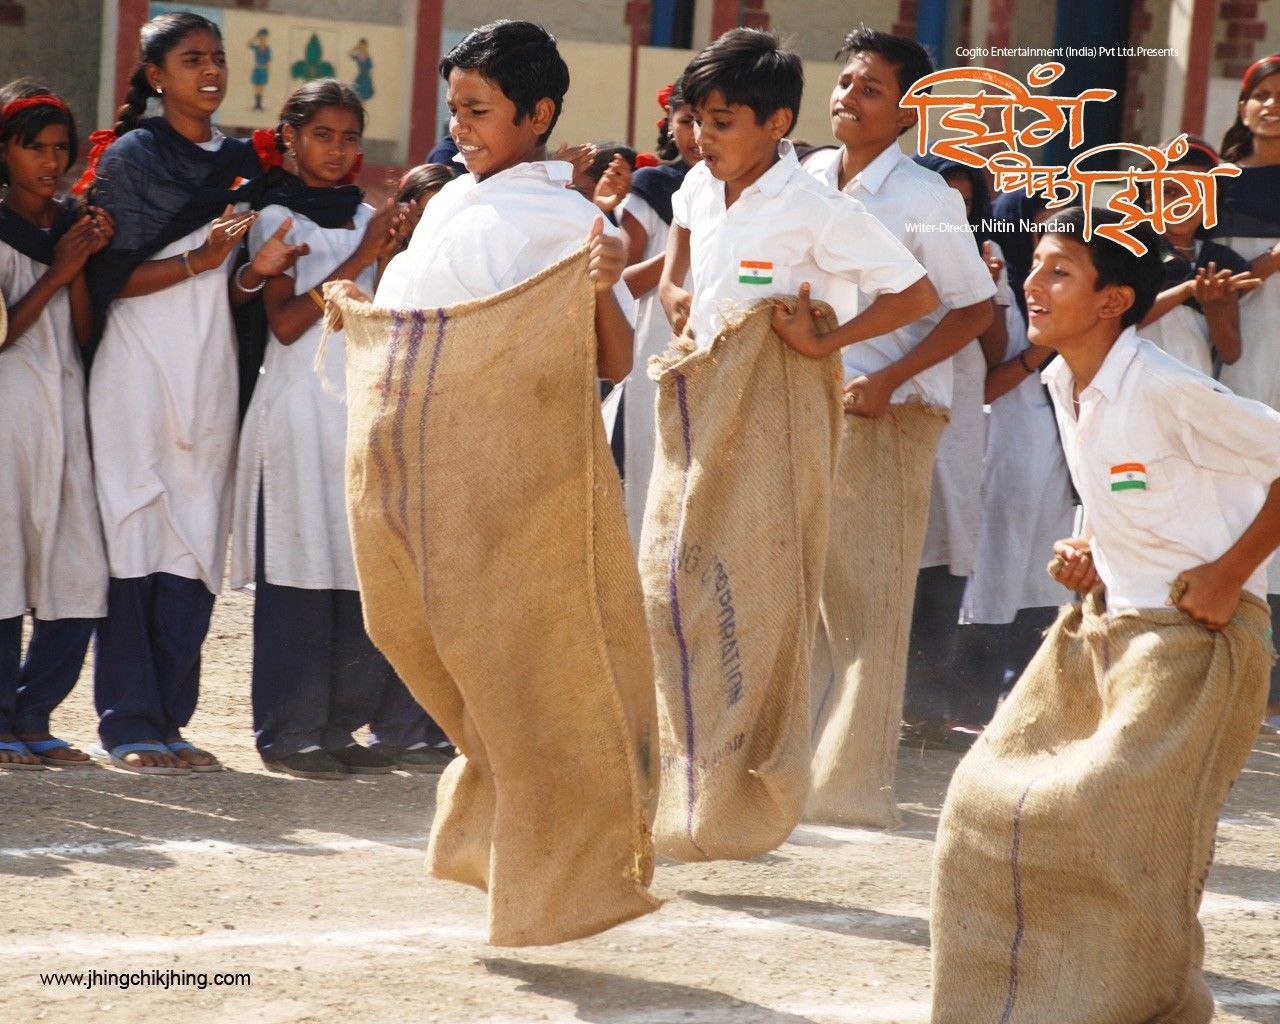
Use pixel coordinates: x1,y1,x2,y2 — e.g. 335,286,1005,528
155,86,163,95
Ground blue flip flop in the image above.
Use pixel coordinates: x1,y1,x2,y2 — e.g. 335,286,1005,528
0,739,45,771
23,737,93,769
90,742,191,776
166,740,223,773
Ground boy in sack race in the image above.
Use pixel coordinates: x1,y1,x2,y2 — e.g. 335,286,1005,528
931,207,1280,1024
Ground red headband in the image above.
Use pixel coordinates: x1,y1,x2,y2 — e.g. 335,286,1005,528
1241,55,1280,95
1,94,70,121
1184,141,1219,165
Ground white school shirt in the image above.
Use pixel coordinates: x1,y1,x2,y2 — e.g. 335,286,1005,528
231,204,377,591
671,139,925,352
1044,327,1280,612
376,159,634,323
805,144,997,404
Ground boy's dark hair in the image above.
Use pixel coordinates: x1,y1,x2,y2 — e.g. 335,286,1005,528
440,20,569,145
836,27,935,100
1041,207,1163,328
116,11,222,137
0,79,78,186
681,28,803,134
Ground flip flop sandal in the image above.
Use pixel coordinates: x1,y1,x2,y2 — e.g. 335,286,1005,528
23,737,93,768
0,739,46,771
91,742,192,776
166,740,223,772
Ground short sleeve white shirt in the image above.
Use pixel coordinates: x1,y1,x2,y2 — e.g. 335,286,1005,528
805,145,997,405
1044,328,1280,611
375,159,634,323
671,140,925,354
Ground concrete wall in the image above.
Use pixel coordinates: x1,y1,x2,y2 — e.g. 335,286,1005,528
443,0,633,46
0,0,103,136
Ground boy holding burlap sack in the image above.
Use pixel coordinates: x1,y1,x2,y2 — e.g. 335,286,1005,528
647,28,935,861
346,20,658,946
931,207,1280,1022
793,29,998,828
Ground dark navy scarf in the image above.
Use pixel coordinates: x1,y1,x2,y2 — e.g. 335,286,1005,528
259,171,362,229
0,195,80,265
628,162,691,227
85,117,263,317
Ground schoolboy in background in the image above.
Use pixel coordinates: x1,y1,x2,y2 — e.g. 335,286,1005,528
788,28,996,828
658,28,933,357
932,208,1280,1022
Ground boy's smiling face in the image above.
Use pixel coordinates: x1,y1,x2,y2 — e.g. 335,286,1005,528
692,89,789,198
447,67,552,180
829,51,916,157
1024,232,1133,353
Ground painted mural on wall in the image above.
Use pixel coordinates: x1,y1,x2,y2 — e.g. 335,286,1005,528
149,3,403,142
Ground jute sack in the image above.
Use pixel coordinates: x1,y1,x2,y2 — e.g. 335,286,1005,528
326,248,660,947
808,404,948,828
931,589,1273,1023
639,298,844,861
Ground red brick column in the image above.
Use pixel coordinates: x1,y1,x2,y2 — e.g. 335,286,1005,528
710,0,769,38
985,0,1014,71
1216,0,1271,79
1182,0,1218,136
1123,0,1154,140
114,0,150,109
408,0,444,165
891,0,918,38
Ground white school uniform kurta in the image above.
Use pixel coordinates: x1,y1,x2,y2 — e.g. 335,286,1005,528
962,258,1075,623
672,140,926,350
90,223,240,595
804,144,997,399
1045,327,1280,612
230,204,376,591
377,159,634,321
617,191,677,544
1214,226,1280,591
0,239,108,620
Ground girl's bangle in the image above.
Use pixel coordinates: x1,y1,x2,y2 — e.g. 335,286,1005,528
308,287,326,312
1019,351,1035,375
235,263,266,294
180,250,198,278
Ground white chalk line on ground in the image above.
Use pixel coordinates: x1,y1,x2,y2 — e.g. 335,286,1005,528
0,835,426,859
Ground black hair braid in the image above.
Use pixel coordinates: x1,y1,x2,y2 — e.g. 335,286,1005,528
113,66,154,137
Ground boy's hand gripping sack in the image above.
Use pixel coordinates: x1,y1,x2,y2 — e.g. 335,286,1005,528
639,297,844,861
325,248,659,947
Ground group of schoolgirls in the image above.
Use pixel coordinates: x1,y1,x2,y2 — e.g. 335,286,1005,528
0,10,453,778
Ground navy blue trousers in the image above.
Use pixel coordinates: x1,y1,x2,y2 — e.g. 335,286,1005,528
0,615,96,735
252,498,437,758
904,566,967,722
94,574,215,748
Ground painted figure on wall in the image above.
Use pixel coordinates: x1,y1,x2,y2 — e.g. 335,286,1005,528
248,28,270,111
350,39,374,101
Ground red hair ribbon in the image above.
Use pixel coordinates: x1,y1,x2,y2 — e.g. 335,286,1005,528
71,128,119,196
635,152,659,169
252,127,283,171
1,94,70,122
657,84,674,110
341,152,363,187
1184,141,1219,165
1241,54,1280,95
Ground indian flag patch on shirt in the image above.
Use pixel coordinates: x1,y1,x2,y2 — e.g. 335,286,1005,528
738,259,773,285
1110,463,1147,491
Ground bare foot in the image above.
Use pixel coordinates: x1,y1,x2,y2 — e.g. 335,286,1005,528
165,734,220,769
0,734,42,768
16,733,91,765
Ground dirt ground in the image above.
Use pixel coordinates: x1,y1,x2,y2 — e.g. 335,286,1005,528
4,585,1278,1023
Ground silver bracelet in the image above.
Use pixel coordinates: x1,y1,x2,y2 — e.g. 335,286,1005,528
234,262,266,294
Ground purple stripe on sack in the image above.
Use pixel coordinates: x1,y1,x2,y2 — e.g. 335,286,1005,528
392,310,429,545
667,372,701,849
373,313,411,554
999,780,1037,1024
415,309,448,600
